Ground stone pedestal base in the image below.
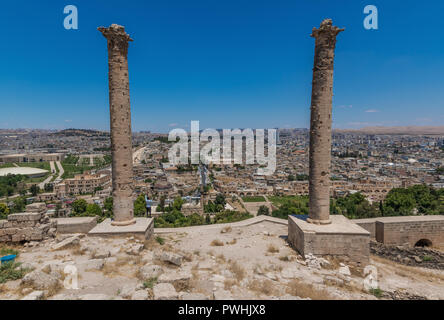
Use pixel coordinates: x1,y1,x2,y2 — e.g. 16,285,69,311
54,217,97,234
88,218,154,240
288,215,370,266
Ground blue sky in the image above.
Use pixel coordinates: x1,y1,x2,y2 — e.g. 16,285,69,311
0,0,443,132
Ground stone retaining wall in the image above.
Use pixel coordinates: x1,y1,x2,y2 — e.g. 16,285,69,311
0,203,56,243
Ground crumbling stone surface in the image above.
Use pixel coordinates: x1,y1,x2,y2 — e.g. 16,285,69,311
308,19,344,224
155,251,183,266
0,203,56,243
153,283,178,300
370,241,444,270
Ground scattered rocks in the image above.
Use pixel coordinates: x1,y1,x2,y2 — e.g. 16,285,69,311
126,243,144,256
338,263,351,276
324,275,345,287
153,283,178,300
131,290,149,300
51,235,80,251
118,284,136,299
21,270,60,291
213,289,233,300
83,259,105,271
92,248,111,259
305,253,321,270
21,291,45,300
139,264,163,280
155,251,183,266
180,292,209,300
158,271,192,284
370,241,444,270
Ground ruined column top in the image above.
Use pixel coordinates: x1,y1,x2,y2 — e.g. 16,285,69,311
311,19,344,38
98,24,133,42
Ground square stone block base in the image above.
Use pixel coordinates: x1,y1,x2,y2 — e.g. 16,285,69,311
53,217,97,234
88,218,154,240
288,215,370,266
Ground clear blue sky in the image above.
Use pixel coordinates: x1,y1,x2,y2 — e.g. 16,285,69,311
1,0,443,132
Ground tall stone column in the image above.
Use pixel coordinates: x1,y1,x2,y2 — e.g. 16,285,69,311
99,24,135,226
307,19,344,225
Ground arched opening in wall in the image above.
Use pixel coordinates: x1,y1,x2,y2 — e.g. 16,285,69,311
415,239,432,247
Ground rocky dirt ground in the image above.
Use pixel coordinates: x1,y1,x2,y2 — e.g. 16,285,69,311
1,220,443,300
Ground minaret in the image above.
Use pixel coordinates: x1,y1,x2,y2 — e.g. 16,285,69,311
99,24,135,226
307,19,344,225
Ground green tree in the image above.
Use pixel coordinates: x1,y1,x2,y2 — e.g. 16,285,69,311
29,184,40,196
71,199,88,215
257,205,270,216
85,203,102,216
383,188,416,216
134,194,146,217
0,203,10,219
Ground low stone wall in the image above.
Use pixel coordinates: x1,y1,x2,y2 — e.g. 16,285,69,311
0,203,57,243
375,215,444,247
353,218,377,239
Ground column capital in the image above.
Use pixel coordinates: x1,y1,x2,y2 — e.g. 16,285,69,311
311,19,344,39
98,24,133,55
98,24,133,42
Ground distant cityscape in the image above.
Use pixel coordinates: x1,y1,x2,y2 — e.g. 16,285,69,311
1,127,443,219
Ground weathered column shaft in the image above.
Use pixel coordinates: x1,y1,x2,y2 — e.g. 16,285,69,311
308,19,344,225
99,24,135,226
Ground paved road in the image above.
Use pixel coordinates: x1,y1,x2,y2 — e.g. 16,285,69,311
49,161,56,174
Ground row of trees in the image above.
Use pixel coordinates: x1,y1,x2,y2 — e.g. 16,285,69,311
266,184,444,220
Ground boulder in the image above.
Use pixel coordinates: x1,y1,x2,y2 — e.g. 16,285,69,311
155,251,183,266
338,264,351,276
84,259,105,271
213,289,233,300
153,283,178,300
139,264,163,280
131,290,149,300
92,248,111,259
118,284,136,299
180,292,209,300
21,291,45,300
126,244,144,256
158,271,192,284
21,270,59,290
51,235,80,251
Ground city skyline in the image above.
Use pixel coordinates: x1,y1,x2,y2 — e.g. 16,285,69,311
1,0,444,132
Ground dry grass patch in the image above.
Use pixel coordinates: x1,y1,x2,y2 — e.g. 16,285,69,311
228,260,246,281
224,278,238,290
216,254,226,263
279,255,291,262
221,226,232,233
286,279,334,300
248,279,277,296
210,239,224,247
226,239,237,245
267,244,279,254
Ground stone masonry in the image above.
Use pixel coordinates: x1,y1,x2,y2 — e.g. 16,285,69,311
374,215,444,247
99,24,135,226
288,20,370,266
0,203,56,243
308,19,344,225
